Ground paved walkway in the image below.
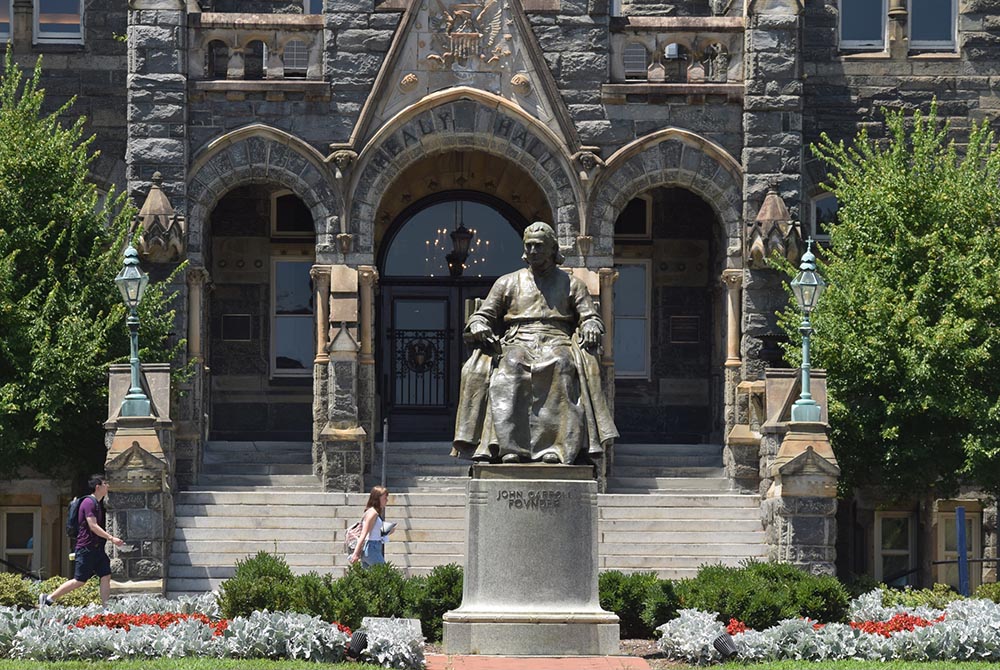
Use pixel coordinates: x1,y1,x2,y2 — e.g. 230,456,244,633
426,655,651,670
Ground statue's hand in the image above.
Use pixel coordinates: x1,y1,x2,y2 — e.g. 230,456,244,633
580,320,602,352
469,320,501,355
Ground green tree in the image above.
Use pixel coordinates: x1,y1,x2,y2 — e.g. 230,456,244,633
782,104,1000,499
0,53,182,479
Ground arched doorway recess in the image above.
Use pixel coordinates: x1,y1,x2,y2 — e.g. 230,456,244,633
377,191,527,440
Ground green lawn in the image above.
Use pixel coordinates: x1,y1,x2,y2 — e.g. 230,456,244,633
0,661,381,670
720,662,1000,670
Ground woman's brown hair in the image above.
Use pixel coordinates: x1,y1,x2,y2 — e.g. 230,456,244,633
364,485,389,517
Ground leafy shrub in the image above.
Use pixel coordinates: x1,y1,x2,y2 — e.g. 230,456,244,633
217,551,298,619
641,579,679,634
599,570,659,638
406,563,463,642
973,582,1000,603
35,576,101,607
880,583,963,609
292,571,337,621
675,561,849,630
325,563,410,630
0,574,33,608
841,572,884,599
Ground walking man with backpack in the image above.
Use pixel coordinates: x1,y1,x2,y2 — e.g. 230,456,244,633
39,474,124,607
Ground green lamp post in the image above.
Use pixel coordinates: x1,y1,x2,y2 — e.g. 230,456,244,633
115,244,151,417
790,239,826,423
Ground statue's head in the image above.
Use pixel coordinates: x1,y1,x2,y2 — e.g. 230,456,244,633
521,221,564,267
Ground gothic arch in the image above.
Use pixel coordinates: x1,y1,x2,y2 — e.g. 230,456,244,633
346,88,582,256
187,124,339,259
590,128,743,262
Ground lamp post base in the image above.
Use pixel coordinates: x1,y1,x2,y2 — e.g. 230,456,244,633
120,395,151,417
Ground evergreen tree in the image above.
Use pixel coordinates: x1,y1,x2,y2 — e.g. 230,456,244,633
0,53,182,479
783,104,1000,499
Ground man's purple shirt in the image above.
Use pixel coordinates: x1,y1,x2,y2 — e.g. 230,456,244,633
75,496,105,550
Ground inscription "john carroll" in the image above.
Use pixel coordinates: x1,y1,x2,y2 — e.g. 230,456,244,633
495,489,567,509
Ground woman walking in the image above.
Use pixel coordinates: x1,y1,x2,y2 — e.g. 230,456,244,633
348,485,391,567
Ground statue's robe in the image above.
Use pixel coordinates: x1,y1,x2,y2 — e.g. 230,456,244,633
452,267,619,464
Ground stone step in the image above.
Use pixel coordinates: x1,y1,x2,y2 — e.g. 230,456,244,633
600,542,768,556
601,530,764,544
609,466,725,478
175,502,467,519
599,505,760,520
385,476,470,491
600,554,755,571
204,441,312,452
175,515,465,531
197,474,319,487
170,551,340,567
201,463,315,476
598,518,762,533
612,443,723,457
598,493,759,508
172,539,463,555
177,527,463,544
606,476,730,491
203,451,313,465
176,491,464,506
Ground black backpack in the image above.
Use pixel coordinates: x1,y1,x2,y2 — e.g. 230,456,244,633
65,495,97,541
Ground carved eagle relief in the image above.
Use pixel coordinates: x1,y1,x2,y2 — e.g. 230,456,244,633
427,0,509,70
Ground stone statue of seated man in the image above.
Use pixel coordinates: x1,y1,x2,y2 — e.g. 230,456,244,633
451,221,618,465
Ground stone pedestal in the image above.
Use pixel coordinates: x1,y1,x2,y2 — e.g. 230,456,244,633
443,464,619,656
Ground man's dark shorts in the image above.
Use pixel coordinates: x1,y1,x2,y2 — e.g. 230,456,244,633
73,546,111,581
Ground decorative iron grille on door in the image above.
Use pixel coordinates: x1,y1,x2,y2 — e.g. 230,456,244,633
392,328,448,406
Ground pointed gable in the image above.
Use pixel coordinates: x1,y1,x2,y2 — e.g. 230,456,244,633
350,0,579,151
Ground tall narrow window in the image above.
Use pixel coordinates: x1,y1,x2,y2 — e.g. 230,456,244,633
623,43,649,80
283,40,309,78
207,40,230,80
1,509,40,576
875,513,916,587
245,40,267,80
839,0,887,50
0,0,12,42
307,0,323,13
811,193,838,242
911,0,957,50
613,260,651,378
35,0,83,44
937,511,982,591
271,259,314,376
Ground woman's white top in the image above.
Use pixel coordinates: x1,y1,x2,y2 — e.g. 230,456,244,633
367,513,385,545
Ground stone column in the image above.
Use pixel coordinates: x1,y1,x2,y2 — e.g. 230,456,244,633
311,265,331,366
11,0,31,54
127,0,188,224
186,267,208,363
597,268,617,485
723,269,743,368
357,266,379,470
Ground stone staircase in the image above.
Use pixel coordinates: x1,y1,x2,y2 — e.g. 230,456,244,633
166,440,765,597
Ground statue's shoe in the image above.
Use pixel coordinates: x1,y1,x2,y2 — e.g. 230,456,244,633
501,453,521,463
541,453,561,464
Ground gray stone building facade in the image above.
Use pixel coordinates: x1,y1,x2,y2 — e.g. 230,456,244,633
1,0,997,591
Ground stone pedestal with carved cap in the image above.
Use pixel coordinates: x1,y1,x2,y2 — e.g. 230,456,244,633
443,464,619,655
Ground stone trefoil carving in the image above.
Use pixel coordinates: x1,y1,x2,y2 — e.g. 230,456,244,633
426,0,512,71
135,172,185,263
746,187,802,268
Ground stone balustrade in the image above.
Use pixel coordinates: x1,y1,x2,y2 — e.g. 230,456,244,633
608,16,744,87
187,13,324,84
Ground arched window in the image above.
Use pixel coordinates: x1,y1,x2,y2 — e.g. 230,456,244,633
623,42,648,80
383,197,524,278
207,40,229,79
283,39,308,78
244,40,267,80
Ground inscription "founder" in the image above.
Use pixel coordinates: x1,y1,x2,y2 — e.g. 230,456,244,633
496,489,567,509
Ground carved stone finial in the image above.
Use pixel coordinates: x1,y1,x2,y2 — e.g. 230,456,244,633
336,232,354,256
746,187,802,268
135,174,185,263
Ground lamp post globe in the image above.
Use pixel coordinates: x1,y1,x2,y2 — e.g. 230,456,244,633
116,245,151,417
790,240,826,423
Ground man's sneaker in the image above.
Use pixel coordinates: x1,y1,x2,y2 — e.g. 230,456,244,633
38,593,50,607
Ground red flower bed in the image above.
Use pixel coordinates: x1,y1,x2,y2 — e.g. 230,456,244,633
850,613,946,637
727,618,748,635
74,613,229,637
